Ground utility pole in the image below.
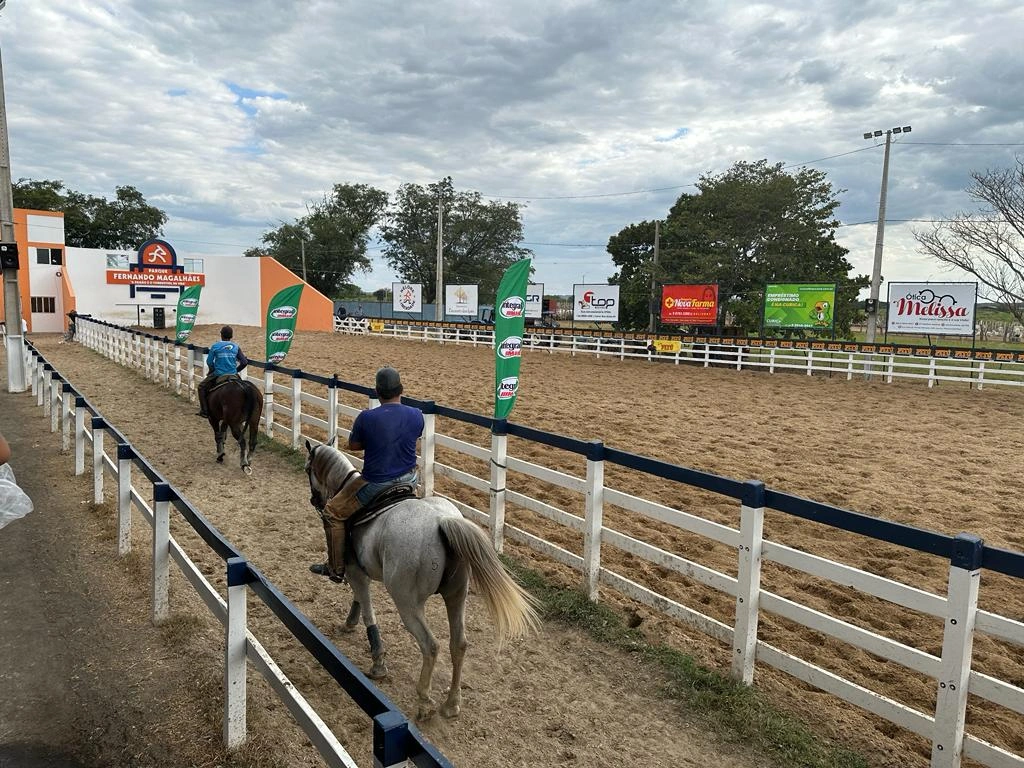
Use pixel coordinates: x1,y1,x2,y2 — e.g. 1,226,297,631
300,238,307,282
862,125,911,344
647,221,660,333
435,200,443,320
0,40,28,392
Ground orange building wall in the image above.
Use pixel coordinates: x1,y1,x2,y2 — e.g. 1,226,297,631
60,266,77,330
259,257,333,332
0,209,67,332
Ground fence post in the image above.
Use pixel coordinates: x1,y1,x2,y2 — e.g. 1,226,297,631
930,534,983,768
152,482,172,624
60,382,73,451
886,354,896,384
291,373,302,449
806,349,814,376
582,441,605,602
735,346,743,371
162,339,170,387
489,419,508,553
732,481,766,684
74,396,87,474
37,363,48,407
327,375,339,441
846,353,854,380
977,360,985,391
117,443,133,556
224,556,250,750
928,357,937,389
91,416,105,503
174,345,182,394
420,400,436,497
49,373,59,428
263,366,275,436
373,711,410,768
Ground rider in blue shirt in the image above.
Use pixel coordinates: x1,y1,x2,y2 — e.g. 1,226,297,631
196,326,248,417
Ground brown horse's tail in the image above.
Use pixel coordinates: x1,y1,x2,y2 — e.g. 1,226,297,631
439,516,541,644
242,380,263,453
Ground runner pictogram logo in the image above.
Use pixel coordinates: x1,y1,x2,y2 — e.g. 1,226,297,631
141,241,172,265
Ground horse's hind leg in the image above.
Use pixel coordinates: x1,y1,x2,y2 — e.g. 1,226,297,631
394,596,440,721
229,422,247,469
214,422,226,463
439,578,469,718
348,573,387,679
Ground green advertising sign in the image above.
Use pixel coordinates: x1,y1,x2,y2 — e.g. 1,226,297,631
265,284,303,364
763,283,836,330
493,258,531,420
174,284,203,342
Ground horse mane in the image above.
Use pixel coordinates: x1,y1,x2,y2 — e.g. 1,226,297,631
311,444,357,496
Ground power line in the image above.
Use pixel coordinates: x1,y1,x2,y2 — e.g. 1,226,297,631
901,141,1024,147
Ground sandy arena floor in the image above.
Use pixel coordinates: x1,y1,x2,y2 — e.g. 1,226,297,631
28,324,1024,768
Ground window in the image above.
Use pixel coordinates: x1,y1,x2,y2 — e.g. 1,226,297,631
31,296,56,313
184,258,204,273
34,248,63,265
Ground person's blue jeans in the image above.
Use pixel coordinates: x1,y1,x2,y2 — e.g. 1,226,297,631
356,470,418,506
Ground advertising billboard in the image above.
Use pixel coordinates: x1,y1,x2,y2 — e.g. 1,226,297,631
392,282,423,314
763,283,836,330
444,284,479,316
660,284,718,325
573,284,619,322
525,283,544,320
886,282,977,335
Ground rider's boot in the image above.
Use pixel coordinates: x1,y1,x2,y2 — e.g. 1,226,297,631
310,521,346,583
195,384,209,417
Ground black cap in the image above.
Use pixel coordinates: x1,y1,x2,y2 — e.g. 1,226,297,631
375,367,403,399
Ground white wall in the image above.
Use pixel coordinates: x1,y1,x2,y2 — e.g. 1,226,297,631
66,249,262,330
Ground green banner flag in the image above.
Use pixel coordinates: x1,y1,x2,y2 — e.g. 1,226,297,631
265,284,304,364
174,284,203,342
493,258,532,420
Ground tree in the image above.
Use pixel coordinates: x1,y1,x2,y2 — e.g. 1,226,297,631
379,177,532,304
914,157,1024,325
245,183,388,297
608,160,868,335
13,179,167,249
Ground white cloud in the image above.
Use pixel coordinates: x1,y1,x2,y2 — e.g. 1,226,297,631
2,0,1023,295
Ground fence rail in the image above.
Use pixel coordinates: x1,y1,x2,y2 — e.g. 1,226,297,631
68,317,1024,768
21,336,453,768
331,317,1024,389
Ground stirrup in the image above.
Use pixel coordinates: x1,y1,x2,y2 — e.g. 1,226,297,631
309,562,345,583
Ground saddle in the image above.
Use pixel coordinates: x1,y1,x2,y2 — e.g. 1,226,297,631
209,374,242,393
348,483,419,528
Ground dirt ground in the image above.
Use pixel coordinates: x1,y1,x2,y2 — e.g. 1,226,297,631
16,323,1024,768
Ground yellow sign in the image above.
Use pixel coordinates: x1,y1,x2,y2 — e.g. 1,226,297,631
652,339,681,353
369,320,384,333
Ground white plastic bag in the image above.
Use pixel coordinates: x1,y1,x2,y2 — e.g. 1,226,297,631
0,463,33,529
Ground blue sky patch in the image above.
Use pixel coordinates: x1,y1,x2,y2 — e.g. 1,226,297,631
655,127,690,143
167,88,189,97
226,82,288,117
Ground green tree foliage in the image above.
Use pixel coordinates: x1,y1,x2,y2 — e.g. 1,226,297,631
13,179,167,249
245,184,388,297
914,157,1024,325
609,160,868,335
379,177,532,304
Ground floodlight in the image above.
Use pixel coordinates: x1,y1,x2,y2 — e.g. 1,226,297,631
902,126,912,133
874,130,883,137
863,132,873,139
893,127,902,133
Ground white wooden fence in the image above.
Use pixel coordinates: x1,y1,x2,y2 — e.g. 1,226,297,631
74,317,1024,768
332,317,1024,389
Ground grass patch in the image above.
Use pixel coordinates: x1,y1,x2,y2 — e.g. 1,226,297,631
255,432,308,472
506,559,870,768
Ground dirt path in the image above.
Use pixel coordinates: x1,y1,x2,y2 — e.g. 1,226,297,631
6,338,769,768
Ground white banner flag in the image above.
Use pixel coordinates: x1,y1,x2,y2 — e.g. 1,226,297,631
573,284,619,322
886,282,977,335
444,284,479,316
392,282,423,314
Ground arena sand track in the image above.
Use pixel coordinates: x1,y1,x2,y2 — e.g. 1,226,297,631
35,324,1024,768
30,331,764,768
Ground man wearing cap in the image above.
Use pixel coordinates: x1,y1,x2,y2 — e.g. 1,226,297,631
310,366,424,581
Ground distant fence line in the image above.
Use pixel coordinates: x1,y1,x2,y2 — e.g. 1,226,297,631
19,336,453,768
331,316,1024,388
71,315,1024,768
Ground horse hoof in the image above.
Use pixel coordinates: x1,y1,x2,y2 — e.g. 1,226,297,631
341,622,358,634
416,703,437,721
440,702,461,719
242,465,253,476
367,662,388,680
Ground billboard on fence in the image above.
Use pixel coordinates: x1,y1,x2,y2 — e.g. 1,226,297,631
573,284,619,322
763,283,836,330
661,284,718,324
392,283,422,314
444,284,479,316
525,283,544,319
886,282,977,335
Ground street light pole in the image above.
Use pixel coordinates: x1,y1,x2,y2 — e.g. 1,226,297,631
435,200,443,320
0,37,28,392
862,125,911,344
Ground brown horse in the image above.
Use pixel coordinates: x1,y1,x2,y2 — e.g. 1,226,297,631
207,377,263,473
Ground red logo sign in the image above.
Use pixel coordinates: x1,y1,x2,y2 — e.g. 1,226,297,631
661,284,718,324
140,240,174,265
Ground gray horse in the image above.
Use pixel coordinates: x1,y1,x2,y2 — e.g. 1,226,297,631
304,439,540,719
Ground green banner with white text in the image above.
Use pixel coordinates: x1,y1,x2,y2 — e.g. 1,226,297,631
763,283,836,331
265,284,303,364
493,258,531,420
174,284,203,342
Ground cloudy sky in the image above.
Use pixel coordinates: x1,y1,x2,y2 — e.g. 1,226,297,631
2,0,1023,296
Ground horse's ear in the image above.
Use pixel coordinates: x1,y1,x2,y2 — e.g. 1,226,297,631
326,433,337,448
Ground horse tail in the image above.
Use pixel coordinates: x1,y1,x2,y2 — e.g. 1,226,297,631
439,516,541,644
242,380,263,451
